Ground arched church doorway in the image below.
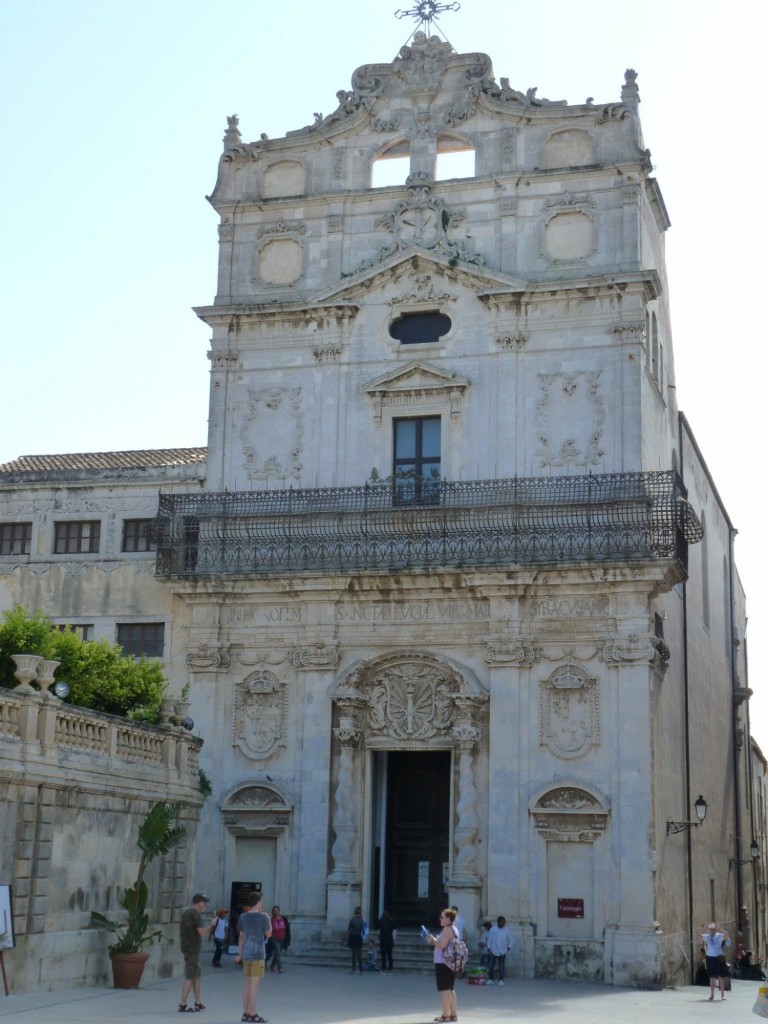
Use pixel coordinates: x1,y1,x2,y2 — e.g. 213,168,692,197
371,750,450,926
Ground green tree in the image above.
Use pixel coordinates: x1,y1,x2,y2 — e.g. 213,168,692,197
0,606,165,720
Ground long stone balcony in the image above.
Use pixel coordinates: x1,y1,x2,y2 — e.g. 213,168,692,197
151,470,703,579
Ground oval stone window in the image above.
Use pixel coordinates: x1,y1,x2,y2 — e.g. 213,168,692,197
389,311,452,345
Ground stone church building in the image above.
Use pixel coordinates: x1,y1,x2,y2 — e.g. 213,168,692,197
1,32,761,988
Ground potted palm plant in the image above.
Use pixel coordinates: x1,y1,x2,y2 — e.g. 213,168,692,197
91,801,187,988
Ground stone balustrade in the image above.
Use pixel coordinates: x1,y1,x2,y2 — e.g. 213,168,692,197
0,685,204,994
0,687,200,782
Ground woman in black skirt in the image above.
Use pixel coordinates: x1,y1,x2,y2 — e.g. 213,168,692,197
427,908,458,1022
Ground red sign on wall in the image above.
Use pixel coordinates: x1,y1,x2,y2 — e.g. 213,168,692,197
557,898,584,918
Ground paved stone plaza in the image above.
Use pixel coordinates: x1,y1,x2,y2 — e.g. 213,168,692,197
0,963,761,1024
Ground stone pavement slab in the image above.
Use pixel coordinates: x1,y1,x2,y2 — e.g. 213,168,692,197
0,962,762,1024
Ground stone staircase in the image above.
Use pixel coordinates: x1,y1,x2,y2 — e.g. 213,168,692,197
290,928,437,973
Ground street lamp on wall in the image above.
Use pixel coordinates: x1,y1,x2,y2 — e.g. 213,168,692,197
729,839,760,870
667,795,708,835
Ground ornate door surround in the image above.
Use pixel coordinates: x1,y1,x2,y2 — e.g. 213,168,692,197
327,651,488,904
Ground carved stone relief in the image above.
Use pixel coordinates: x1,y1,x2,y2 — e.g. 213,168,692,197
531,785,609,842
390,274,454,306
540,663,599,760
186,646,231,671
257,220,307,239
392,32,455,95
545,192,596,211
353,185,483,273
535,370,605,469
233,670,287,760
291,645,340,670
484,639,540,666
239,386,303,481
221,784,292,835
611,321,646,345
496,331,528,350
599,635,663,665
332,652,487,743
313,343,343,363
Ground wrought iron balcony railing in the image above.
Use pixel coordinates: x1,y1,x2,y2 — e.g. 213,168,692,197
150,470,702,578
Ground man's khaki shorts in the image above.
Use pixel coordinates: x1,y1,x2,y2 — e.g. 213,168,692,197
184,952,201,979
243,959,265,978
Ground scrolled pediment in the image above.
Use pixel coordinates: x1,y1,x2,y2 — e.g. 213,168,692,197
221,783,293,836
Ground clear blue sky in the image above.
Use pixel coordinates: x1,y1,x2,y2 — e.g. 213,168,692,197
1,0,766,744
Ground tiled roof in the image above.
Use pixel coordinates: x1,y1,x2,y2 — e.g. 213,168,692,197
0,448,207,474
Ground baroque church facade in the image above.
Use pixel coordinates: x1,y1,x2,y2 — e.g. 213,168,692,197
1,32,762,988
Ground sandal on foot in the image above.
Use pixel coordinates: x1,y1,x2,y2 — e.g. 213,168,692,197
194,1005,205,1012
179,1007,196,1014
252,1017,268,1023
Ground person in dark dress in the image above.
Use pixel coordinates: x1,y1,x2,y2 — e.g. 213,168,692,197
347,906,365,974
377,910,396,974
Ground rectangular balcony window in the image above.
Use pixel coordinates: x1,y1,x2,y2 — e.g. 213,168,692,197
54,520,101,554
0,522,32,555
117,622,165,658
122,519,156,552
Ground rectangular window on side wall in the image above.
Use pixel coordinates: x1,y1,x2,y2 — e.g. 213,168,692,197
117,622,165,658
122,519,156,552
53,520,101,554
56,623,94,641
393,416,441,505
0,522,32,555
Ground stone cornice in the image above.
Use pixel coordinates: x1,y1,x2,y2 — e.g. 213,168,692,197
194,303,360,328
478,269,661,307
171,557,686,602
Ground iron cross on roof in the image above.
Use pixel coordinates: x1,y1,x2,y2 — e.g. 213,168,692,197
395,0,461,32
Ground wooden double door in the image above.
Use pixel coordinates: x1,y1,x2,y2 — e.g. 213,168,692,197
383,750,451,928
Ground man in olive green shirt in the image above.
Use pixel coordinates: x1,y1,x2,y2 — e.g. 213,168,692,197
179,893,214,1012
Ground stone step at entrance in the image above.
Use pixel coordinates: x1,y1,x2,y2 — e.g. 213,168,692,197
291,929,440,973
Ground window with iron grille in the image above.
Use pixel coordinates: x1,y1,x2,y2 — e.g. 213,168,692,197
56,623,94,641
117,622,165,658
122,518,156,552
0,522,32,555
393,416,441,504
53,520,101,554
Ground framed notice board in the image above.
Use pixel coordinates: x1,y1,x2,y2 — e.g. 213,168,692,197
0,888,13,950
557,898,584,919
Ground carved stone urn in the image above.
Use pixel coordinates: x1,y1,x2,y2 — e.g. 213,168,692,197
36,659,61,698
11,653,43,694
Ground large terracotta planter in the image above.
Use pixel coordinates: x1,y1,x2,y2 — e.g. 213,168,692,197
110,951,149,988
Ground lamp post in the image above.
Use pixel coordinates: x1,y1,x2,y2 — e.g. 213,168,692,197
667,795,708,835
